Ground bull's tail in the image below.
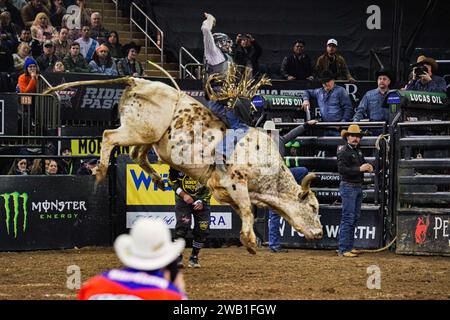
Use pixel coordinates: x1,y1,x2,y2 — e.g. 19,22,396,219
43,77,135,95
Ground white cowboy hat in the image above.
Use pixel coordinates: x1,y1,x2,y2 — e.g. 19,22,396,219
114,219,185,271
263,120,276,130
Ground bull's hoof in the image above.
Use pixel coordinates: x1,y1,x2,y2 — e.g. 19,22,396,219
246,246,257,255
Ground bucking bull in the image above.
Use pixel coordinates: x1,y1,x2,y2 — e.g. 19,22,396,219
44,75,323,254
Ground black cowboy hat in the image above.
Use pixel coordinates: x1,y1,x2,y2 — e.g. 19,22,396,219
375,68,395,86
318,70,335,83
122,41,141,55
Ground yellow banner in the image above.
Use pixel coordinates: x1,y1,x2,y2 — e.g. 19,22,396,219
126,164,220,206
71,139,130,156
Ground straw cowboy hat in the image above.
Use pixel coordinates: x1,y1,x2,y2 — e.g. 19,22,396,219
340,124,364,138
263,120,276,130
114,219,185,271
411,55,438,72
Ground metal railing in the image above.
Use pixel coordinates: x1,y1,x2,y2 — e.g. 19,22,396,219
179,47,202,79
130,2,164,68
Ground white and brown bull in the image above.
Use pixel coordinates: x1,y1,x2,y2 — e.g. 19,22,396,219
45,76,323,253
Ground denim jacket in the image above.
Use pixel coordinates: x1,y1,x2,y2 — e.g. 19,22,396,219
304,85,353,121
353,88,389,122
405,75,447,93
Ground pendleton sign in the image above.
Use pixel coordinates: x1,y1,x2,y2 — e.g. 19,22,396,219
0,176,110,251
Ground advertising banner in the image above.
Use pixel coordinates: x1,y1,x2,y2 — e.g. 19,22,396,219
274,205,383,249
115,155,241,239
0,176,110,251
397,211,450,255
0,93,20,135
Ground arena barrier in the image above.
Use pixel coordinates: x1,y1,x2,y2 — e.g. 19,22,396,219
385,90,450,255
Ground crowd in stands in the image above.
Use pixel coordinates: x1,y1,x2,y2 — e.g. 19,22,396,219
7,147,99,176
0,0,146,93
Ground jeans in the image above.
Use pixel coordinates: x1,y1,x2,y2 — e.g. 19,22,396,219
207,100,249,162
338,181,363,254
268,167,308,249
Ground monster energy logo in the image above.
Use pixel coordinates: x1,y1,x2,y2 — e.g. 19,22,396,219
0,192,28,238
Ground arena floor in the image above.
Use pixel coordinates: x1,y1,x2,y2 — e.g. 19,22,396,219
0,246,448,300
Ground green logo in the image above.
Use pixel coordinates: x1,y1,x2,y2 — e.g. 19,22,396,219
0,192,28,238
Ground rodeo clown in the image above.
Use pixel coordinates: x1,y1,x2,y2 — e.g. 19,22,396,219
169,166,212,268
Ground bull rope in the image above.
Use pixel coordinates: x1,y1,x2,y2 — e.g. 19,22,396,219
354,236,397,253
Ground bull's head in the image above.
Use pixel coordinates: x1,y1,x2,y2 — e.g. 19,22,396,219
283,173,323,240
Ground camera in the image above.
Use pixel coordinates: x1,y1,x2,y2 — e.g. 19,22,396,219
414,65,428,77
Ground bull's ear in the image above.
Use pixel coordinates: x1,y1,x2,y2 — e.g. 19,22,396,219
299,191,309,201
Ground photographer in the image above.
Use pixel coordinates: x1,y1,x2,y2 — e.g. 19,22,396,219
404,55,447,93
78,219,187,300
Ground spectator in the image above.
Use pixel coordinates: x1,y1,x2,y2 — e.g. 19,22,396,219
337,124,373,257
315,38,355,82
0,11,21,50
88,44,118,75
302,70,353,133
280,39,313,81
58,147,79,174
53,26,71,59
30,158,47,174
89,11,108,44
36,39,59,72
13,42,31,73
50,0,65,27
21,0,50,28
0,36,13,73
404,55,447,94
45,159,59,174
7,158,29,175
76,158,97,175
30,12,57,43
353,69,394,132
17,56,39,93
18,27,42,58
75,24,98,62
78,218,187,300
234,33,262,77
263,119,317,253
52,60,64,72
0,0,24,28
117,41,144,76
62,41,89,72
169,167,211,269
104,30,123,61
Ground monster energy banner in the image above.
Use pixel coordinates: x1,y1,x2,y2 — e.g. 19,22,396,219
0,175,110,251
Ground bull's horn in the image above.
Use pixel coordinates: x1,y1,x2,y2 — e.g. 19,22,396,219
301,173,316,192
147,60,181,93
43,77,134,95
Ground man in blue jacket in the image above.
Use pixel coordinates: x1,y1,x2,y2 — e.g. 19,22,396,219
302,70,353,136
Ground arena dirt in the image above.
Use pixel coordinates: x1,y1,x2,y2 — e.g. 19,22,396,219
0,246,448,300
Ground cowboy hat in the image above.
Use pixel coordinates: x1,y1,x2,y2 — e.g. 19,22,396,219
122,41,141,55
114,219,185,271
341,124,364,138
375,68,395,85
411,55,438,72
318,70,335,83
263,120,276,130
